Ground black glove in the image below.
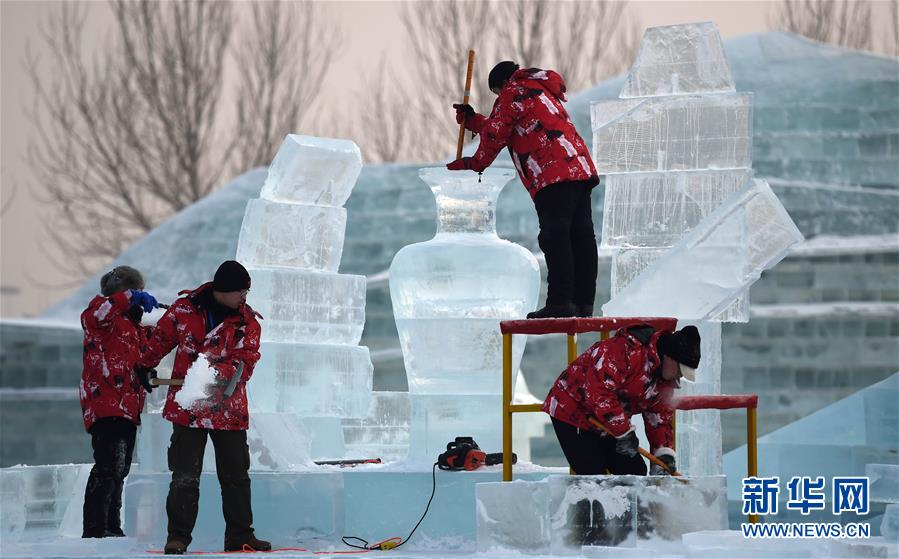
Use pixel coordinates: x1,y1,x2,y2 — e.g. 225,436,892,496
614,429,639,458
650,449,677,476
135,366,156,393
453,103,476,124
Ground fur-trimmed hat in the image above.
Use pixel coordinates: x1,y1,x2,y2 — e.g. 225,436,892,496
100,266,144,296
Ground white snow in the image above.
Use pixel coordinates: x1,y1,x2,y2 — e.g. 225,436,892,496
174,354,218,409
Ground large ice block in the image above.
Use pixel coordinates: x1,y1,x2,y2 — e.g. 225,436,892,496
868,463,899,503
342,391,410,462
137,412,312,472
235,199,347,271
547,475,727,554
249,342,373,417
603,179,803,320
476,481,551,554
0,465,86,537
247,267,366,345
883,504,899,539
600,170,753,249
592,93,752,174
407,394,503,460
620,22,736,98
1,470,26,543
611,249,749,322
258,135,362,207
396,318,527,394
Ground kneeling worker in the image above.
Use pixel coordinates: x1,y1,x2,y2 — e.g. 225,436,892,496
543,324,701,475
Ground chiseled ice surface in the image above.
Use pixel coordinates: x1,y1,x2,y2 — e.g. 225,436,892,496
547,475,727,554
258,134,362,207
868,463,899,503
603,179,803,320
600,170,753,249
249,342,373,418
236,199,347,272
248,267,366,345
137,412,312,472
1,470,26,543
592,94,752,174
477,480,551,554
621,22,736,98
342,391,410,462
610,249,749,322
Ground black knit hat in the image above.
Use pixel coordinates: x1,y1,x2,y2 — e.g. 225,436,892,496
100,266,144,296
213,260,251,293
657,326,701,369
488,61,519,91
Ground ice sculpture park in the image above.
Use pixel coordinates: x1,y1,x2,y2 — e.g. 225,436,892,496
2,23,898,559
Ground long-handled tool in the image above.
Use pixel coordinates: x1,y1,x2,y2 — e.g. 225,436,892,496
588,417,686,479
148,362,243,399
456,49,475,159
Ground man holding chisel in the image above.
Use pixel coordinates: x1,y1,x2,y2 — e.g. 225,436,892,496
137,260,270,555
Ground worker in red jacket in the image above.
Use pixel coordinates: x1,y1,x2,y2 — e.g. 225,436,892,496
137,261,269,555
80,265,160,538
543,325,701,475
448,61,600,319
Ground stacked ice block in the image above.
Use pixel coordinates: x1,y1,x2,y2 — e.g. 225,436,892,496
594,23,802,475
242,135,373,460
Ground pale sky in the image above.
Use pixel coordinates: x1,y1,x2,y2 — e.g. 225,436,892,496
0,0,804,318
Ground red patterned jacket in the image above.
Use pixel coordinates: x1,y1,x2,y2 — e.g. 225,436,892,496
464,68,598,198
542,325,678,452
138,282,262,430
80,291,150,431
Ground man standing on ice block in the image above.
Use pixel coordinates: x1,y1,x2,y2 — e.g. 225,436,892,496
447,61,600,319
137,261,270,555
543,324,701,475
80,266,160,538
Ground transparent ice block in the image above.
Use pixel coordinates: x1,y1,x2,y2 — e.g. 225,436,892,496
407,394,503,460
248,267,366,345
1,470,26,542
868,464,899,503
603,179,803,320
476,481,551,553
259,134,362,207
882,504,899,539
236,199,347,272
592,94,752,174
620,22,736,98
342,391,410,462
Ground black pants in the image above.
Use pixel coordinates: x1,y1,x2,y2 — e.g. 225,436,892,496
166,423,254,545
534,181,598,306
83,417,137,538
552,418,646,475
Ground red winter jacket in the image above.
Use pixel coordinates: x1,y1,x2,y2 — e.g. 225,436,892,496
542,325,679,452
138,283,262,431
464,68,599,199
80,291,151,432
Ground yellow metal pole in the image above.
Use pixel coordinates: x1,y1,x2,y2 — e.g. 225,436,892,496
600,331,609,342
502,333,513,481
567,334,577,364
747,406,759,523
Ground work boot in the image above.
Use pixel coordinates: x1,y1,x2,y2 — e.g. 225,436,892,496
224,534,272,552
575,304,593,318
527,302,577,319
164,538,188,555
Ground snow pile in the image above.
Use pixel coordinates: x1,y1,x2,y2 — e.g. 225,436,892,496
174,354,218,410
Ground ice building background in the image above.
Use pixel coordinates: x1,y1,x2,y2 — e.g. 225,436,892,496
1,30,897,527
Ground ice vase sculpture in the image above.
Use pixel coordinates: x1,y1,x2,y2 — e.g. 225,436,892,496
389,168,540,459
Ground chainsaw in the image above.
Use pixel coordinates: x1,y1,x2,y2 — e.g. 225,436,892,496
437,436,516,471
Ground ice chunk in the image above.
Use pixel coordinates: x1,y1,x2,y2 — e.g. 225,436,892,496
603,179,803,320
634,476,728,541
476,480,551,553
259,135,362,207
137,412,312,472
1,464,85,536
236,199,347,272
249,342,373,417
592,94,752,174
1,470,26,542
342,391,410,462
867,464,899,503
882,504,899,539
407,394,503,460
248,267,366,345
621,22,736,98
124,471,344,545
600,170,753,249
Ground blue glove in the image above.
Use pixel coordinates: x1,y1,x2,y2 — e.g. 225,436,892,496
130,290,159,313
